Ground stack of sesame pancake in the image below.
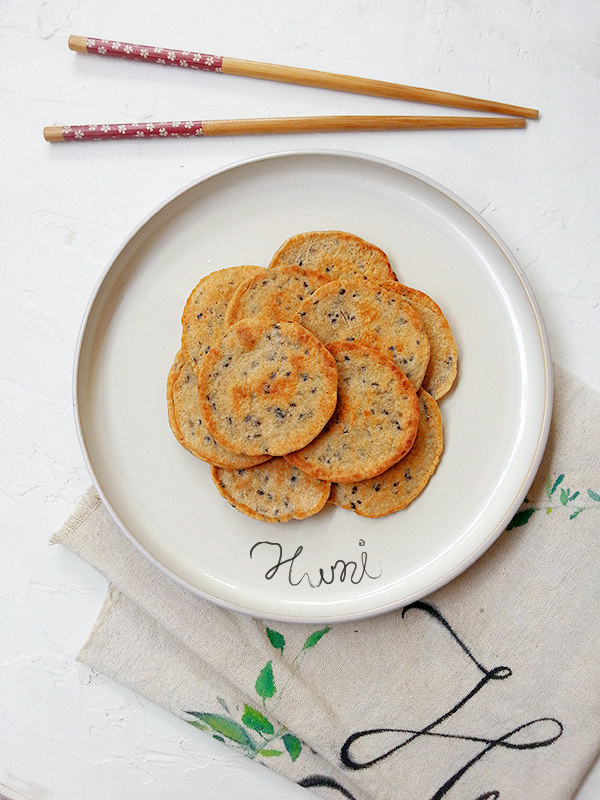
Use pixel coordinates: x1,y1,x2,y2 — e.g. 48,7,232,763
168,231,457,522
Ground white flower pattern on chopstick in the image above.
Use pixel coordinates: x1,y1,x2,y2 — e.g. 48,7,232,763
83,38,224,72
60,120,207,141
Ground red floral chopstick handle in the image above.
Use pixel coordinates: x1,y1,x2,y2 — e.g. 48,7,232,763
82,37,223,72
60,121,205,141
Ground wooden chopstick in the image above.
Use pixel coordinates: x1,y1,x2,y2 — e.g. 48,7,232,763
68,35,539,119
43,115,526,142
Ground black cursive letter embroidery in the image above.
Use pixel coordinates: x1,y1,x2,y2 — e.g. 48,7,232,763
297,775,358,799
336,601,563,800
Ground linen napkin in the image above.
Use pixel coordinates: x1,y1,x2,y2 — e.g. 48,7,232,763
53,365,600,800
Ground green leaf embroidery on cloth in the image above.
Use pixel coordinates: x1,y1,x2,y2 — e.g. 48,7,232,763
255,660,276,702
560,488,580,506
511,475,599,528
546,474,564,499
282,732,302,761
186,623,335,764
507,508,536,530
266,627,285,653
242,704,275,735
303,626,331,650
186,713,256,752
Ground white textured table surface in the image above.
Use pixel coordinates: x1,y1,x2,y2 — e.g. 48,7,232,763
1,1,599,798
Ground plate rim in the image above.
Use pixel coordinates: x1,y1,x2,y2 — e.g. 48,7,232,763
73,148,553,623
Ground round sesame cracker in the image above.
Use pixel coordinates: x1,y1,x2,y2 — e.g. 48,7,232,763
167,351,271,469
297,279,431,390
198,320,338,457
285,342,419,484
395,285,458,399
224,265,332,328
269,230,397,282
211,458,330,523
329,389,443,517
181,265,264,374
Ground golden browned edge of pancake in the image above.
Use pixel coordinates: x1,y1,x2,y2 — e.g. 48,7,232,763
396,284,458,399
166,350,189,449
210,462,331,523
268,230,398,282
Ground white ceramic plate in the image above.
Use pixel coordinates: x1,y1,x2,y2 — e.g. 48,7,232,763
75,151,552,623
